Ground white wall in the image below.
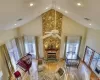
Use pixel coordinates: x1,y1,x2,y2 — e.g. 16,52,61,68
18,15,87,58
85,28,100,53
0,29,18,45
17,16,44,57
0,29,18,80
61,16,87,58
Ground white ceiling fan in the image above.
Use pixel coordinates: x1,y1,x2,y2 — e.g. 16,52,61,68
43,30,61,39
42,0,61,40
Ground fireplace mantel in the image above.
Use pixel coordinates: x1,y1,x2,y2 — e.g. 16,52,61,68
45,49,58,51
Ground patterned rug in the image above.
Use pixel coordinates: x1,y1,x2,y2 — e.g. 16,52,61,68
38,71,56,80
38,61,80,80
38,70,80,80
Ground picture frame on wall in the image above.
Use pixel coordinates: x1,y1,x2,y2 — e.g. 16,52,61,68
95,56,100,75
84,46,95,66
90,52,99,71
84,46,100,78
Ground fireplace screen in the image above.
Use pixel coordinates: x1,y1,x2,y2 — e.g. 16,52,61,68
47,53,56,60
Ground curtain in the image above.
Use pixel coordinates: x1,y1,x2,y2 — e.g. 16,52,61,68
16,36,39,59
15,37,22,58
18,36,25,56
0,44,14,77
35,36,39,59
64,36,67,59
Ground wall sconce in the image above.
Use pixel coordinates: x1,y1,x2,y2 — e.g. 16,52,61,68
56,44,59,49
44,44,48,49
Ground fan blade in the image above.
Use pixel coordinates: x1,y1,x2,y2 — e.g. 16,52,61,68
42,34,52,39
45,32,52,34
56,34,61,39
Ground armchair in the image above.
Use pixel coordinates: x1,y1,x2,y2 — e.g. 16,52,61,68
55,67,66,80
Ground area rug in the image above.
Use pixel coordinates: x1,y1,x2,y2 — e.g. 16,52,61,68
38,71,55,80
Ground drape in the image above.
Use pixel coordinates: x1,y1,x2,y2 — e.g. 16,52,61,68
15,37,22,58
17,36,25,56
35,36,39,59
64,36,67,59
14,36,39,59
0,44,14,77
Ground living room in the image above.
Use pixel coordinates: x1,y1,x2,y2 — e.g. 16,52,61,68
0,0,100,80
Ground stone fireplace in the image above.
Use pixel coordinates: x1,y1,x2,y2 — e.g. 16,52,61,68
42,9,63,60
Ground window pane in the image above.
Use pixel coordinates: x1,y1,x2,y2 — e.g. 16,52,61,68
84,47,93,65
96,57,100,71
24,36,36,58
6,39,20,70
90,52,99,71
11,39,19,62
66,36,81,59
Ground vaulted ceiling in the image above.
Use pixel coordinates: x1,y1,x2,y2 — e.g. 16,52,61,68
0,0,100,30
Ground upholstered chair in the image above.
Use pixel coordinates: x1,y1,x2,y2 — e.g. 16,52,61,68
54,67,66,80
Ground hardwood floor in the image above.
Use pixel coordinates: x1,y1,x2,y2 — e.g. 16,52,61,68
11,59,97,80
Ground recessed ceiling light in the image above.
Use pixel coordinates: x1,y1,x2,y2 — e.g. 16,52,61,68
46,7,49,10
58,7,60,9
77,3,81,6
65,11,68,13
89,23,92,25
14,24,17,25
30,3,34,7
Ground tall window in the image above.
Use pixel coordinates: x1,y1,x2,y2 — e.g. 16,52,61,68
24,36,36,58
6,39,20,71
65,36,81,59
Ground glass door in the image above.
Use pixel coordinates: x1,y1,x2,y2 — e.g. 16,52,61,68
24,36,36,59
66,36,81,59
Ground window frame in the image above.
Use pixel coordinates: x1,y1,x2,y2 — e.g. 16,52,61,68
64,36,82,59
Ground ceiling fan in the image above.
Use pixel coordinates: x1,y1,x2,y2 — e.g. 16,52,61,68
43,30,61,39
42,0,61,40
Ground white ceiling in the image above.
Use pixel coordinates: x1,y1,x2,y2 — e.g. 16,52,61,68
0,0,100,30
